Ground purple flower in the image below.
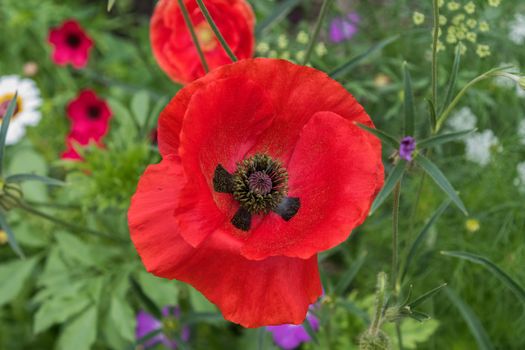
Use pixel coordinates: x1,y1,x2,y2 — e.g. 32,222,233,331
266,313,320,350
136,306,190,349
399,136,417,161
329,12,360,43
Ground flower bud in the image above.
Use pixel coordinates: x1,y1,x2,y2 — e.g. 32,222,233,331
359,330,391,350
0,181,23,211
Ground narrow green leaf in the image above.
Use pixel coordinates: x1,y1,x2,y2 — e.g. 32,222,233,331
107,0,116,11
6,173,65,186
0,214,24,258
302,316,318,344
403,61,416,136
418,129,475,149
0,93,18,175
416,155,467,215
183,312,224,325
370,161,407,215
427,98,437,132
303,0,333,65
126,330,162,350
131,91,151,127
357,123,399,149
177,0,210,73
255,0,301,38
407,283,447,309
34,297,91,334
441,251,525,304
110,296,136,342
445,288,494,350
401,200,450,282
330,35,399,79
440,44,462,114
335,251,367,295
129,276,162,319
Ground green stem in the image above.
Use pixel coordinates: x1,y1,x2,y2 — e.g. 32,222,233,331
195,0,238,62
431,0,439,108
396,322,405,350
371,272,388,335
177,0,210,73
18,202,126,242
392,181,401,295
302,0,333,65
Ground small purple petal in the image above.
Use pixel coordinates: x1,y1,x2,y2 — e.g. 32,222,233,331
329,12,360,43
399,136,417,161
136,311,164,348
267,313,320,350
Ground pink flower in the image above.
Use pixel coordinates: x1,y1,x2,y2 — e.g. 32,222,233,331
48,20,93,69
61,90,112,160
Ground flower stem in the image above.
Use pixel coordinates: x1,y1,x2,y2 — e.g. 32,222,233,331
431,0,439,108
18,202,126,242
302,0,333,65
177,0,210,73
195,0,238,62
371,272,388,335
392,181,401,295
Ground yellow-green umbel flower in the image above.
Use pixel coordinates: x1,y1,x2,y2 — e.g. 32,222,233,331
488,0,501,7
413,11,425,25
448,1,460,11
476,44,491,57
296,31,309,44
464,2,476,14
479,21,490,32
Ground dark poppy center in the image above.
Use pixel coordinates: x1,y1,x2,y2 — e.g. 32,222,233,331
213,154,300,231
66,34,82,48
87,105,101,119
0,99,19,119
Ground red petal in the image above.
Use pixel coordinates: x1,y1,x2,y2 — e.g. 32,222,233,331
175,76,275,247
128,156,322,328
241,111,384,260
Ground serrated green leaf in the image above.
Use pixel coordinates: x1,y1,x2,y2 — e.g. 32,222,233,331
445,288,494,350
110,296,136,342
138,270,179,307
418,129,475,149
401,200,450,282
408,283,447,309
441,251,525,304
55,232,95,267
403,61,416,136
0,256,38,306
416,155,467,215
255,0,301,37
0,93,18,174
131,90,151,127
370,161,407,215
440,44,462,114
357,123,399,149
6,173,65,186
335,251,367,295
57,305,98,350
330,35,399,79
0,215,24,258
34,296,91,334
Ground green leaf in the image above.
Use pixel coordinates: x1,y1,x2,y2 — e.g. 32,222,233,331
0,214,24,258
6,173,65,186
338,300,370,324
407,283,447,309
440,44,462,114
55,232,95,267
370,161,407,215
255,0,301,37
403,61,416,136
0,93,18,175
445,288,494,350
401,200,450,282
126,329,163,350
8,149,48,202
109,296,136,342
183,312,224,325
357,123,399,149
34,296,91,334
335,251,367,295
441,251,525,304
385,318,439,349
0,256,38,306
107,0,116,11
302,316,318,344
427,99,437,132
131,91,151,128
57,305,98,350
329,35,399,79
418,129,475,149
416,154,467,215
129,276,162,319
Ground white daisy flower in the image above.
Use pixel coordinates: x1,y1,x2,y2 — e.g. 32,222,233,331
464,130,499,167
0,75,42,145
513,162,525,193
509,14,525,45
448,107,477,132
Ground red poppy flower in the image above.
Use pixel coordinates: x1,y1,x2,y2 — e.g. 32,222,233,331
61,90,112,160
48,20,93,69
150,0,255,84
128,58,384,327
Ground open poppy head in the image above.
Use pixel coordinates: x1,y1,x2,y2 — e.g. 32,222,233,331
150,0,255,84
128,58,384,327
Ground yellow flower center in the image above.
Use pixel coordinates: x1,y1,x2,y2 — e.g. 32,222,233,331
195,23,217,52
0,93,23,120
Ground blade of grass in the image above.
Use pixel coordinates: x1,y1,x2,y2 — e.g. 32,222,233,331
255,0,301,38
302,0,333,65
129,276,163,319
403,61,415,136
0,93,18,175
177,0,209,73
0,214,25,258
357,123,399,149
445,288,494,350
441,251,525,304
431,0,439,107
407,283,447,309
369,161,407,215
6,173,65,186
418,129,475,149
415,155,467,215
427,99,437,133
195,0,237,62
335,251,367,295
440,44,462,114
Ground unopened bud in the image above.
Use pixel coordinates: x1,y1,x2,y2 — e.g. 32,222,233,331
359,330,391,350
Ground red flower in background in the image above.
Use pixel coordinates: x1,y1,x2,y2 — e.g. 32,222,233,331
150,0,255,84
62,90,112,160
48,20,93,69
128,58,384,327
